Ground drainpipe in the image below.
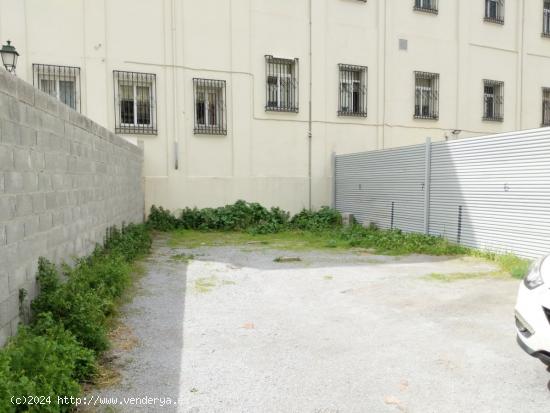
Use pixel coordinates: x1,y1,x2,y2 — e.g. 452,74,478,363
171,0,179,170
307,0,313,210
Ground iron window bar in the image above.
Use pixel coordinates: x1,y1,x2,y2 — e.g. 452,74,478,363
414,0,438,14
193,78,227,135
113,70,157,135
484,0,504,24
543,1,550,37
265,55,299,113
414,71,439,120
32,64,81,112
338,64,368,117
542,88,550,126
483,79,504,122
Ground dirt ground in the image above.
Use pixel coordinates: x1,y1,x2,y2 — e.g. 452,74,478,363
87,236,550,413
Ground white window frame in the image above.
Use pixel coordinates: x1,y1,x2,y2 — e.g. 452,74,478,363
32,64,81,112
118,82,153,128
195,86,223,128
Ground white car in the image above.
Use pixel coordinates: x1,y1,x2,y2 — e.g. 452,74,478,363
515,256,550,366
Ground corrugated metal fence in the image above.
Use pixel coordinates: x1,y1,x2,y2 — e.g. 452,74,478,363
334,128,550,258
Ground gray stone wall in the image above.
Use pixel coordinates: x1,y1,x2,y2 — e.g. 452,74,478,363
0,70,144,346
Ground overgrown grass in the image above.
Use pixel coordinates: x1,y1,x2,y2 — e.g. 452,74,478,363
0,224,151,412
154,201,532,280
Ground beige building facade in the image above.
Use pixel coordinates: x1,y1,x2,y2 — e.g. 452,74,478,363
1,0,550,212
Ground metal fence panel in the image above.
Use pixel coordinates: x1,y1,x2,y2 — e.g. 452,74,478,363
335,127,550,258
335,145,426,233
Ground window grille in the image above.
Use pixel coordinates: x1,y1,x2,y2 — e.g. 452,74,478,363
113,71,157,135
483,80,504,121
265,56,299,113
32,64,81,112
414,0,438,14
338,64,368,117
543,1,550,37
484,0,504,24
193,78,227,135
542,88,550,126
414,71,439,120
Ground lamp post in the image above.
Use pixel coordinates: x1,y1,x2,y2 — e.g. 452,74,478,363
0,40,19,74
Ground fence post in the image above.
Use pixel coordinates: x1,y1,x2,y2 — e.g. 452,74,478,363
423,137,432,235
331,151,337,209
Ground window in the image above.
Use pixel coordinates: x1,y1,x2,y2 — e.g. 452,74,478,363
32,64,80,111
338,64,367,117
265,56,299,112
543,1,550,37
414,71,439,120
414,0,438,14
485,0,504,24
483,80,504,121
542,88,550,126
193,78,227,135
113,71,157,134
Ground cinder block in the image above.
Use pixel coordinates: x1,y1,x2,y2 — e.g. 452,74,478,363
6,220,24,244
0,224,5,246
16,80,35,105
4,171,23,192
24,215,40,237
20,127,37,147
31,193,46,213
0,293,19,326
0,69,17,96
13,148,32,171
22,172,38,192
38,213,52,232
0,270,9,302
38,173,52,191
0,119,21,145
15,194,33,217
8,267,26,293
0,325,10,348
0,145,13,171
0,195,16,221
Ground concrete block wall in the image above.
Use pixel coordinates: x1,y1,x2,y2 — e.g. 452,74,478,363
0,69,144,346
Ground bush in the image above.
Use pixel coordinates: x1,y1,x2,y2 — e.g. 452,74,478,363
0,314,96,413
0,223,151,412
148,200,346,234
290,206,342,231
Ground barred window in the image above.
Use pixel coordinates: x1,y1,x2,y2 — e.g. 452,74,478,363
542,88,550,126
483,80,504,121
338,64,367,117
32,64,80,112
414,0,438,14
113,71,157,135
193,78,227,135
414,72,439,120
485,0,504,24
265,56,299,113
543,1,550,37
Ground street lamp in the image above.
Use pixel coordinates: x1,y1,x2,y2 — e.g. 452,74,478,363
0,40,19,74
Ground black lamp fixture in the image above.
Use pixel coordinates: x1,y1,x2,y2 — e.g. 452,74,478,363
0,40,19,74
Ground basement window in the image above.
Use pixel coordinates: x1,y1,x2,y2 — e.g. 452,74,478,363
32,64,81,112
483,80,504,122
414,71,439,120
265,55,299,113
193,78,227,135
113,70,157,135
338,64,368,117
542,88,550,126
414,0,438,14
484,0,504,24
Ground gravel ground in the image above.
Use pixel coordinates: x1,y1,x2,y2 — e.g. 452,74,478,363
87,236,550,413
